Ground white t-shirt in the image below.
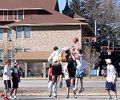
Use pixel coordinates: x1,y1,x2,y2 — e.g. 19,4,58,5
106,64,116,82
3,65,12,80
48,47,69,63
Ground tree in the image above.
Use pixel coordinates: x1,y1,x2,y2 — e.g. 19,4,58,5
70,0,119,36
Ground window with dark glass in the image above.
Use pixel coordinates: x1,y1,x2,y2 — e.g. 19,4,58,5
24,48,31,52
18,10,24,20
15,48,23,52
0,49,3,60
8,49,12,59
8,30,12,40
16,27,23,38
24,27,31,38
0,29,3,40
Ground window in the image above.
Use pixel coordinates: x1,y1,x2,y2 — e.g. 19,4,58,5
8,49,12,59
0,49,3,60
16,27,23,38
15,48,23,52
24,48,31,52
18,10,24,20
24,27,31,38
14,10,24,20
8,30,12,40
0,29,3,40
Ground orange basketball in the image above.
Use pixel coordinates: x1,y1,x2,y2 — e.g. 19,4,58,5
73,37,79,43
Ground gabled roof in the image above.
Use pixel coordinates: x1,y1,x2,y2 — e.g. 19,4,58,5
8,11,88,26
0,0,56,10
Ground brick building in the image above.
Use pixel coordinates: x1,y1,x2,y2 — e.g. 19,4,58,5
0,0,92,77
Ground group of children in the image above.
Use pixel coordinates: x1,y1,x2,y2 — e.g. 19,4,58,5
1,60,20,100
47,40,86,98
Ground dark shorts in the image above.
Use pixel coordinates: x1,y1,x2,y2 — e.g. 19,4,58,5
12,79,19,88
66,79,71,87
4,80,11,90
105,81,116,91
52,64,62,76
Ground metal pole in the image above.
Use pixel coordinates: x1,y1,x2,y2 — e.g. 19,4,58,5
95,20,97,37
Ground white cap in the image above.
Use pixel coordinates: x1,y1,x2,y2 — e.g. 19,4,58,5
105,59,111,64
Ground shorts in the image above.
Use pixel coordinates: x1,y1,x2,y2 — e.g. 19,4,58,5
105,81,116,91
4,80,11,90
52,64,62,76
66,79,70,87
12,79,19,88
75,69,84,79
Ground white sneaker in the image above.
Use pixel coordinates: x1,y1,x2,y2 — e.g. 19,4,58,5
9,96,14,100
14,96,19,99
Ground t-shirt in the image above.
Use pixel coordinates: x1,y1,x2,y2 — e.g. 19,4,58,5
11,66,19,79
3,65,12,80
48,47,69,64
106,64,116,82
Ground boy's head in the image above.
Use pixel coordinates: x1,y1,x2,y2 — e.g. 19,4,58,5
105,59,111,64
53,46,58,51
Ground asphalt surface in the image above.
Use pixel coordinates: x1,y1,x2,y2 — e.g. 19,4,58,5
0,78,120,99
0,96,120,100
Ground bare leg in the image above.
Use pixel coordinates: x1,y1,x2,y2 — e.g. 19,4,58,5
66,87,70,98
78,78,84,93
80,78,84,89
10,88,14,97
14,88,17,96
114,90,117,99
59,75,63,88
107,90,112,99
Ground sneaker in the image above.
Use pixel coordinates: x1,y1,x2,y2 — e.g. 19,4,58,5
74,95,77,98
73,87,78,92
9,96,14,100
48,93,52,97
107,96,112,99
54,94,57,98
14,96,19,99
66,95,69,98
59,81,63,88
78,88,84,93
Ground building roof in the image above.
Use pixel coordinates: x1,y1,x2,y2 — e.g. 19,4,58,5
0,0,56,10
0,25,9,28
8,11,88,26
14,51,66,61
74,14,86,21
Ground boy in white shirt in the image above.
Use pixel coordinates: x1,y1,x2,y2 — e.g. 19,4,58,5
105,59,117,100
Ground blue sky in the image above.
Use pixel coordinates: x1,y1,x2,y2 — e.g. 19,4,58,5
58,0,71,13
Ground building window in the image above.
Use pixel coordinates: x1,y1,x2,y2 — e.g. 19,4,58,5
0,29,3,40
8,49,12,59
8,30,12,40
24,27,31,38
14,10,24,20
18,10,24,20
24,48,31,52
16,27,23,38
0,49,3,61
15,48,23,52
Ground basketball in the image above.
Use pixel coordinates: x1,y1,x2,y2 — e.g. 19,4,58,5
73,37,79,43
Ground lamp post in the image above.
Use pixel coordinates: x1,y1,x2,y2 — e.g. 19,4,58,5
8,38,13,67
